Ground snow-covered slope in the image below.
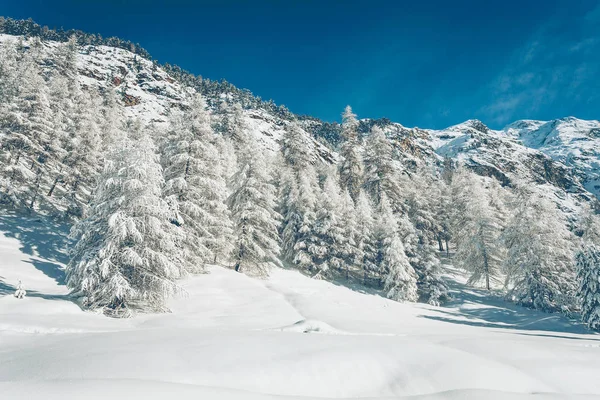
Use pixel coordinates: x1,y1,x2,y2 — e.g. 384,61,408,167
1,32,597,216
416,119,597,214
504,117,600,198
0,33,333,164
1,213,600,399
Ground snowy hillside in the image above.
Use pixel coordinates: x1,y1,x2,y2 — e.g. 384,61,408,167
0,33,332,164
1,213,600,400
0,32,596,215
504,117,600,198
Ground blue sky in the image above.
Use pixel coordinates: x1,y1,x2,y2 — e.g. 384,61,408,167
2,0,599,129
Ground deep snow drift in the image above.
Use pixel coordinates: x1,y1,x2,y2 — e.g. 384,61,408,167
1,213,599,400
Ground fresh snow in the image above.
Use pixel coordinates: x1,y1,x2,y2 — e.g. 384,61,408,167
1,213,600,399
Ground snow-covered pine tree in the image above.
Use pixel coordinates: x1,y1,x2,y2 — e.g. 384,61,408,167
281,164,321,274
279,122,321,274
576,242,600,331
452,173,504,290
340,188,359,280
228,129,281,277
311,169,349,278
281,122,313,171
67,120,182,317
429,176,452,254
0,38,19,125
45,75,70,200
394,195,448,304
354,189,379,285
62,88,103,217
162,94,233,271
363,126,404,212
502,184,577,313
99,84,123,147
338,105,364,203
222,102,246,144
376,194,418,302
0,46,54,209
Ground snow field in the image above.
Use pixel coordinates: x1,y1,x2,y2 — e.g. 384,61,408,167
1,215,600,399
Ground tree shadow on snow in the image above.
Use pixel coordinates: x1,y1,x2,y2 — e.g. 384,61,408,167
0,210,71,285
0,277,16,296
421,271,597,338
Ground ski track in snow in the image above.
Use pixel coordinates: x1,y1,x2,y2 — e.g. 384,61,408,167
1,213,600,399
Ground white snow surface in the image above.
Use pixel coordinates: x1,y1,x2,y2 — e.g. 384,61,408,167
1,213,600,400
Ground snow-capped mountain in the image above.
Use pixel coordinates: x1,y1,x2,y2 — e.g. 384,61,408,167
504,117,600,198
420,119,597,209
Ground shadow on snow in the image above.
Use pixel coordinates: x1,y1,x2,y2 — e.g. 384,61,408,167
422,267,596,337
0,210,74,302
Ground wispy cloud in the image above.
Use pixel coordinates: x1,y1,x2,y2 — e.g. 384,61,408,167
477,4,600,126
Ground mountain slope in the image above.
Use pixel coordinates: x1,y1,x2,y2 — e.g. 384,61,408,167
1,32,597,220
504,117,600,198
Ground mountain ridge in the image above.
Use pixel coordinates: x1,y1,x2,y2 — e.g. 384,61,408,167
0,21,598,219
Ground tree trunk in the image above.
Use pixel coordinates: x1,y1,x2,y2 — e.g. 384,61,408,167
483,247,490,290
445,239,450,257
29,168,42,210
47,176,60,197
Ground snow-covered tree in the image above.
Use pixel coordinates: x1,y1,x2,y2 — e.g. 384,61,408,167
354,190,379,285
338,105,363,203
363,126,404,212
62,88,103,217
279,122,321,274
281,122,313,171
340,189,359,280
0,39,19,118
376,194,418,302
281,163,320,274
0,49,54,209
67,120,182,317
452,173,504,290
502,184,577,313
162,94,233,271
311,170,350,278
576,243,600,331
228,129,280,277
221,102,246,144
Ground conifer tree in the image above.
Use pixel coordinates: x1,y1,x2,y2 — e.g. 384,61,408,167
363,126,404,212
503,184,577,312
67,121,181,316
376,194,418,302
0,49,54,209
312,170,349,278
453,174,504,290
354,190,378,285
338,105,363,203
279,122,321,274
340,189,359,280
577,243,600,331
162,94,233,271
228,128,281,277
